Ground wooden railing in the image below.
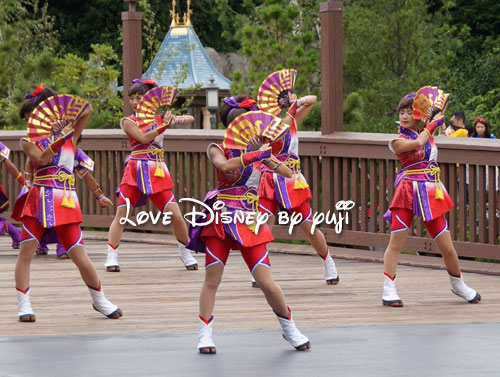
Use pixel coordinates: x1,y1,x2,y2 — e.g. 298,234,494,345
2,129,499,260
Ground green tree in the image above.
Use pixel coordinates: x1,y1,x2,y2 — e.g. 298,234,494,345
343,0,465,132
227,0,321,98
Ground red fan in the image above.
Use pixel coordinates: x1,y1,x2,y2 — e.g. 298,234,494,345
27,95,89,142
257,69,297,116
135,86,179,132
223,111,289,150
413,86,449,120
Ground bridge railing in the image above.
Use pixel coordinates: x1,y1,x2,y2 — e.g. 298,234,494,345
2,129,499,260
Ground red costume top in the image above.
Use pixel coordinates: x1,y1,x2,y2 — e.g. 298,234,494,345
119,114,173,203
188,144,274,252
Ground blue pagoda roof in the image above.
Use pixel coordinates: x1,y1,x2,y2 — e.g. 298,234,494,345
142,26,231,90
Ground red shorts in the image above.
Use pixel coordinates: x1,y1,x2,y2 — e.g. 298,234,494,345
391,208,449,239
204,236,270,273
21,217,84,252
259,197,312,226
118,184,176,212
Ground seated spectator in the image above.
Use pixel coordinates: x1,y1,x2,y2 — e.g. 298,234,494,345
440,111,469,137
471,117,497,139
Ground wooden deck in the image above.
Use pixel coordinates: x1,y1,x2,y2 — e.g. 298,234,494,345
1,235,499,337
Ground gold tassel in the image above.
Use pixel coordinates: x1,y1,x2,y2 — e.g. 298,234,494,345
61,196,71,208
248,221,256,233
67,197,76,209
293,176,309,189
154,166,164,177
435,185,444,200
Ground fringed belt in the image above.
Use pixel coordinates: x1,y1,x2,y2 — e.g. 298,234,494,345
34,171,76,208
216,192,259,211
403,164,444,200
131,146,165,177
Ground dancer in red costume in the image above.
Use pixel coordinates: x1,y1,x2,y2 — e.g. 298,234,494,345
26,136,113,258
105,79,198,271
382,91,480,307
0,141,23,248
15,83,122,322
254,76,339,285
190,96,310,354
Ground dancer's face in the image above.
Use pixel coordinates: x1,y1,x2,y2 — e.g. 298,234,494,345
129,94,142,112
399,107,419,130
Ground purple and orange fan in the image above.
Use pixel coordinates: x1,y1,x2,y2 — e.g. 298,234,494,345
257,69,298,116
27,95,89,142
135,86,179,133
413,86,449,120
223,111,289,150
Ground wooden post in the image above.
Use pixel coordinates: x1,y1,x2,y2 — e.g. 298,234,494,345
122,0,143,116
320,1,344,135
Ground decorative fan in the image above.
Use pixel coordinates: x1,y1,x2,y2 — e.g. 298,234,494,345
135,86,179,132
27,95,89,142
223,111,289,150
257,69,297,116
413,86,450,120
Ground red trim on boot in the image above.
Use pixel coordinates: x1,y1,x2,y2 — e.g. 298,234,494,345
384,272,395,281
107,243,119,250
199,315,213,325
321,249,329,261
16,286,29,295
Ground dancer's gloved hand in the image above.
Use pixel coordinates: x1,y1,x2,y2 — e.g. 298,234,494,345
241,146,272,167
156,111,177,135
424,114,445,135
48,128,75,155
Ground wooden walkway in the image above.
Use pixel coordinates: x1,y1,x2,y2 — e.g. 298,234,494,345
1,235,499,337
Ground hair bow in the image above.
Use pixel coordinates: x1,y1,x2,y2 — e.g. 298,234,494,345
223,96,258,111
475,117,487,124
24,83,45,100
132,78,157,86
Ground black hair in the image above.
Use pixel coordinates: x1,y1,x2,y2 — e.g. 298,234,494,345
19,87,58,120
219,94,254,128
451,111,466,122
397,96,414,112
128,82,156,97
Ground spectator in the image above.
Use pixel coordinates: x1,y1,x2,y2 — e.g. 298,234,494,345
471,117,497,139
440,111,469,137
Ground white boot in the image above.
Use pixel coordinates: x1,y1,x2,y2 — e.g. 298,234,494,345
88,282,123,319
277,307,311,351
105,243,120,272
17,287,36,322
179,243,198,270
322,251,339,284
382,273,403,307
450,273,481,303
198,316,216,354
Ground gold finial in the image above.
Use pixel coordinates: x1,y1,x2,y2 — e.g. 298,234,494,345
170,0,177,27
175,13,180,26
184,0,193,26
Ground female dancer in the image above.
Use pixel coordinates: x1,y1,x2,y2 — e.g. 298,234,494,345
35,136,113,258
253,92,339,284
194,95,310,354
105,79,198,272
0,141,23,248
382,93,480,307
15,84,122,322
